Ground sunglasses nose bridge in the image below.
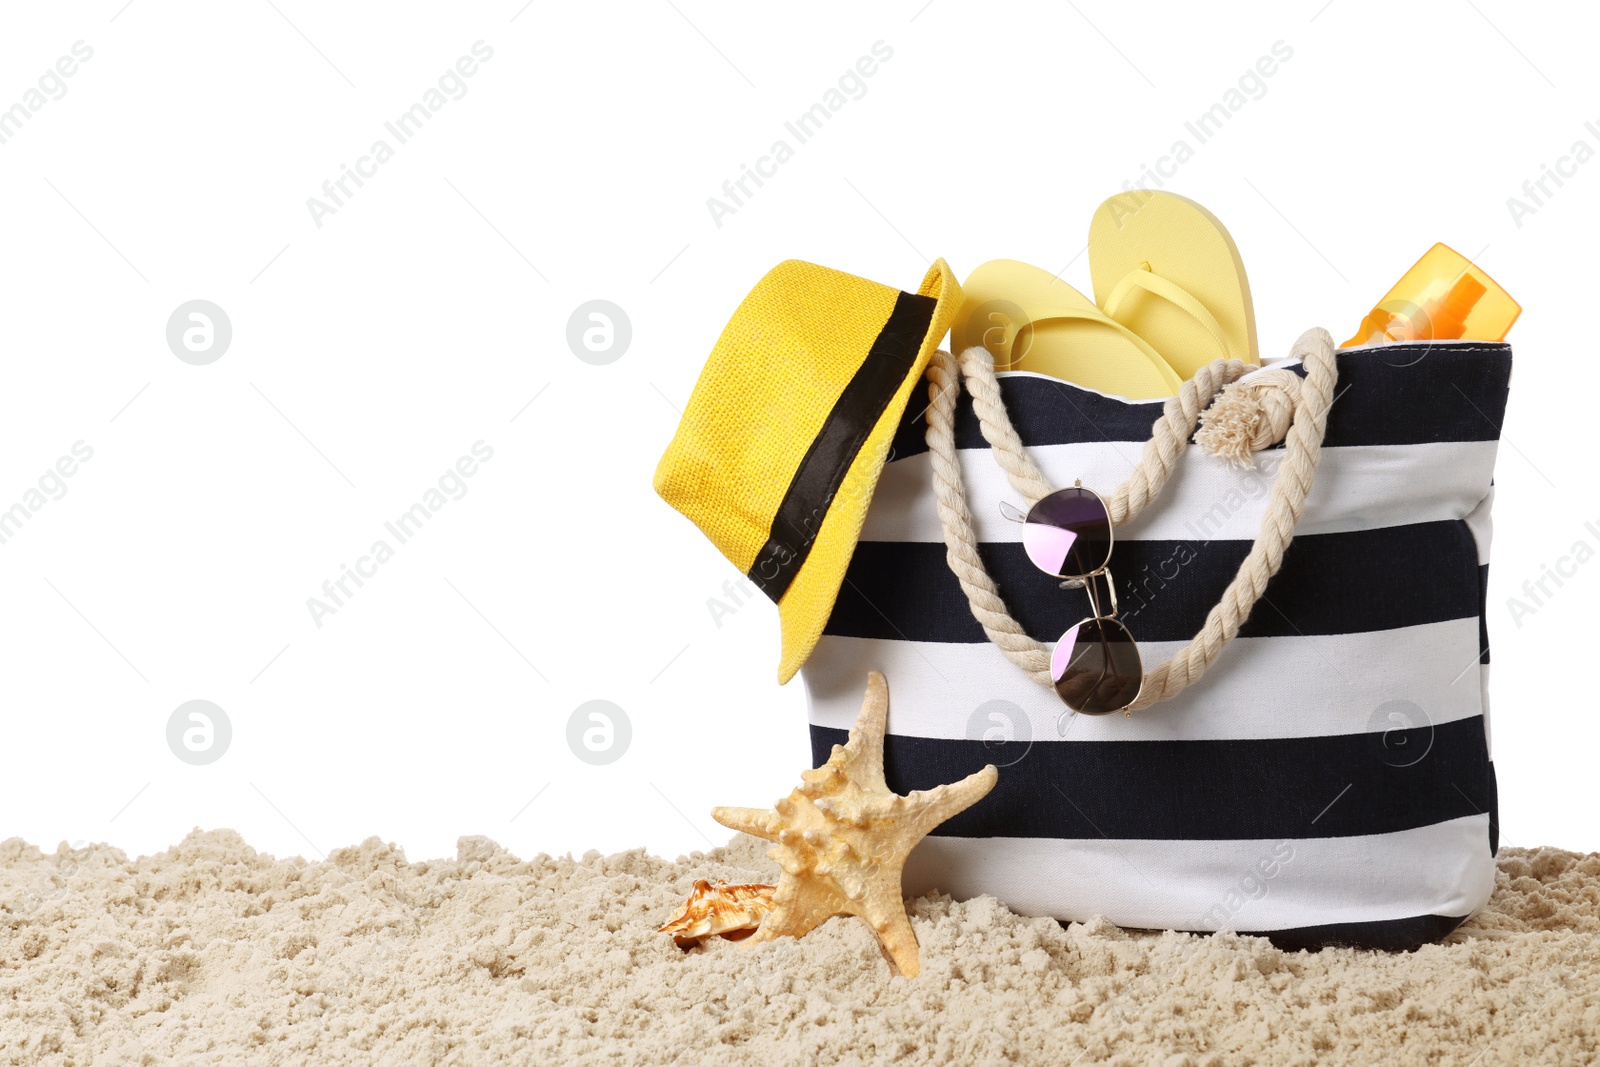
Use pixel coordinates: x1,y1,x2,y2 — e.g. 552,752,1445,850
1075,567,1118,619
1099,567,1120,618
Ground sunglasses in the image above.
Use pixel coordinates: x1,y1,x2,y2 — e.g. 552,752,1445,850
1005,482,1144,716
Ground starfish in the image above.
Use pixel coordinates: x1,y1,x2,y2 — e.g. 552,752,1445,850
712,671,998,977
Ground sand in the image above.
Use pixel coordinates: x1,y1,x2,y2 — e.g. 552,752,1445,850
1,830,1596,1066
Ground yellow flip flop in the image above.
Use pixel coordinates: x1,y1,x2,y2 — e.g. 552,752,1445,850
1088,191,1259,377
952,259,1183,400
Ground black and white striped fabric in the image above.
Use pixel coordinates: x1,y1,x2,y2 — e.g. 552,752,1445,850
800,341,1509,950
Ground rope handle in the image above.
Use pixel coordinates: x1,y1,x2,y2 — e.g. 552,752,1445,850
924,327,1339,713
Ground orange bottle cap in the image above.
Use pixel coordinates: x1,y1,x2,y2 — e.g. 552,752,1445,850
1342,244,1520,347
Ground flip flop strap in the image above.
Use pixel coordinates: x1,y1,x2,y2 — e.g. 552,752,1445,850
990,303,1149,367
1102,267,1236,363
924,329,1338,715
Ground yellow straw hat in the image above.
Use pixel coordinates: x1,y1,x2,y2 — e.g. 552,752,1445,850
654,258,961,682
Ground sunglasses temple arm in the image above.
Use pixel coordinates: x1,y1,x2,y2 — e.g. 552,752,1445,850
1084,573,1124,710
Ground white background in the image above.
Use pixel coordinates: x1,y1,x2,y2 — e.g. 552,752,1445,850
1,0,1594,867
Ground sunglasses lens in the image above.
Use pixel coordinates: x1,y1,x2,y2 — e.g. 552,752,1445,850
1022,487,1112,578
1051,616,1143,715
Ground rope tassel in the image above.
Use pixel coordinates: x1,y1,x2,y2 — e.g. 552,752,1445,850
1196,368,1304,468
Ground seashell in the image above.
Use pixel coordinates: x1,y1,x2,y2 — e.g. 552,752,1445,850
658,879,776,948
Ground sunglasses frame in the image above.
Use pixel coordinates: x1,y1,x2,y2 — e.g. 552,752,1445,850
1019,481,1145,717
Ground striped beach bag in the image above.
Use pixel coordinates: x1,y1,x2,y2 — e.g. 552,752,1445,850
801,330,1509,949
